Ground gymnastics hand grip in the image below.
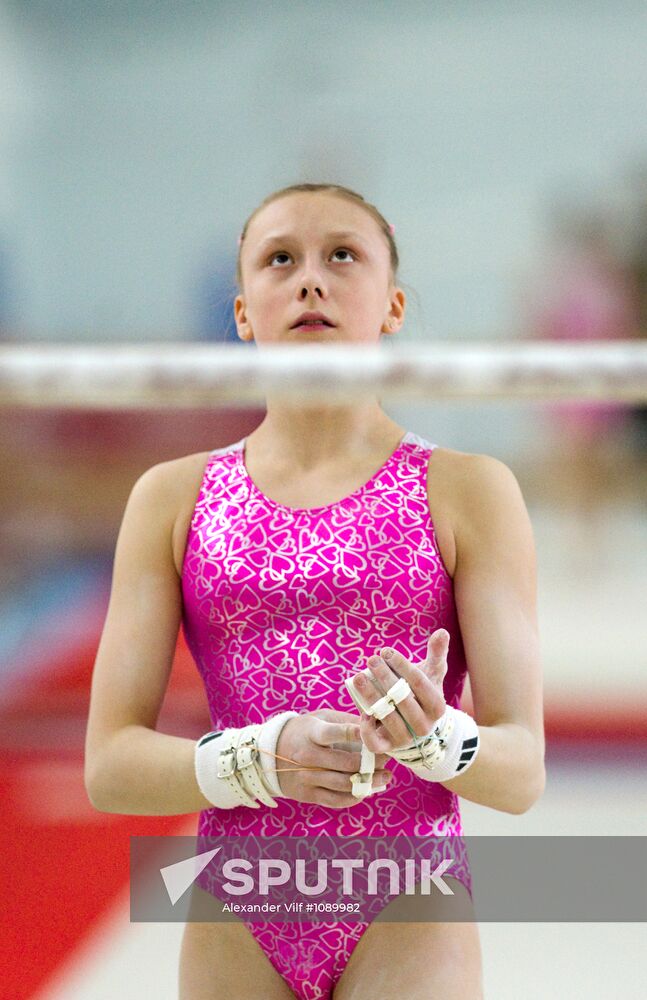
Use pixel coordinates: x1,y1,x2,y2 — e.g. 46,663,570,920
345,669,412,721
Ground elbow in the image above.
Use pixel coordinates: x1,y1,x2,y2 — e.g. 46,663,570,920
85,784,113,814
510,764,546,815
84,727,125,813
84,771,105,813
84,758,117,814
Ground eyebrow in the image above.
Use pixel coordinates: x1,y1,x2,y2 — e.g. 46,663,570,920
256,230,368,251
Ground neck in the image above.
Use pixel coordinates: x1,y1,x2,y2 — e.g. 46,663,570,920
248,398,404,469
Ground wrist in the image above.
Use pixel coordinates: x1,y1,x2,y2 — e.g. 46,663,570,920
392,706,480,782
394,709,448,753
194,713,298,810
258,711,299,797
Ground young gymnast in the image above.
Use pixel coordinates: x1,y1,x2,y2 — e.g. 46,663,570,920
85,182,546,1000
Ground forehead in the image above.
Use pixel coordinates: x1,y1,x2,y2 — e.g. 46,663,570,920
247,192,380,244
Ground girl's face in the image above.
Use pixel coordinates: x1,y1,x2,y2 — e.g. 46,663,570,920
234,192,405,348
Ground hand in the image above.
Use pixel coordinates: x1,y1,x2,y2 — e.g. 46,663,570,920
275,709,391,808
354,629,450,754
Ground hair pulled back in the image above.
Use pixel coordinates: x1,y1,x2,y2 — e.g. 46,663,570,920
235,182,399,289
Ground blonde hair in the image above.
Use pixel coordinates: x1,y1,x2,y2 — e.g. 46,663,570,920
235,182,399,289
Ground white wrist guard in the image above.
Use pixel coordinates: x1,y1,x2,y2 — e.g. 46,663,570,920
391,706,480,782
345,668,479,783
195,711,298,809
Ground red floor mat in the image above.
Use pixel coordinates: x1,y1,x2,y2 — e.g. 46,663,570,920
0,609,209,1000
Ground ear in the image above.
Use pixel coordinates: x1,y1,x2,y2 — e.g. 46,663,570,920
234,294,254,342
381,286,406,335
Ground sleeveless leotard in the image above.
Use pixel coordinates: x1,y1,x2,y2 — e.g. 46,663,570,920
181,429,472,1000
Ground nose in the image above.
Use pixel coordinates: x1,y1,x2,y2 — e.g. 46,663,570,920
296,256,328,299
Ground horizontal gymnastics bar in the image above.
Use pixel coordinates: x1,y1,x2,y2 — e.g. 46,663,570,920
0,341,646,409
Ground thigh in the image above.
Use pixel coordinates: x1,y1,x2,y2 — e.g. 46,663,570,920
333,878,483,1000
178,886,297,1000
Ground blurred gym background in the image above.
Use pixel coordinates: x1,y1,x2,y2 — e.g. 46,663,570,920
0,2,645,998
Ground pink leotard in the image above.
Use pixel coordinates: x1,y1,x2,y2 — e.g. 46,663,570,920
181,429,473,1000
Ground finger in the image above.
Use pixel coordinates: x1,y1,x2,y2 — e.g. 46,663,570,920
322,746,370,773
359,709,398,754
346,667,379,712
424,629,450,680
377,650,447,727
323,768,392,794
314,788,375,810
333,739,390,769
307,708,362,724
366,654,427,744
377,645,412,676
314,719,362,748
347,668,396,732
306,708,335,722
309,780,360,808
318,743,389,775
329,742,390,766
351,667,389,717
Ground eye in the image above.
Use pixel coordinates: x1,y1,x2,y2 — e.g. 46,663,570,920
267,247,356,266
331,248,356,262
268,252,291,266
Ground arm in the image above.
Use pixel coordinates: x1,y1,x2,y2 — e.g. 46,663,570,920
438,454,545,814
84,462,387,815
356,453,545,815
84,460,214,815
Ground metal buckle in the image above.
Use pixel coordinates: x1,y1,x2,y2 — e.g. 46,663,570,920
236,737,258,770
216,747,236,779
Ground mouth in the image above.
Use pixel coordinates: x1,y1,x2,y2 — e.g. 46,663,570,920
291,312,336,329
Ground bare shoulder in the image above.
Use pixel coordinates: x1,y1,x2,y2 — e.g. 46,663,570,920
426,446,519,577
131,449,213,577
431,444,515,488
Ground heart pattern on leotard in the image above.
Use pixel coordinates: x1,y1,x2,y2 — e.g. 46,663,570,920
181,431,474,1000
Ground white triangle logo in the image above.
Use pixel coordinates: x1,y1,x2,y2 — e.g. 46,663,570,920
160,847,222,905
